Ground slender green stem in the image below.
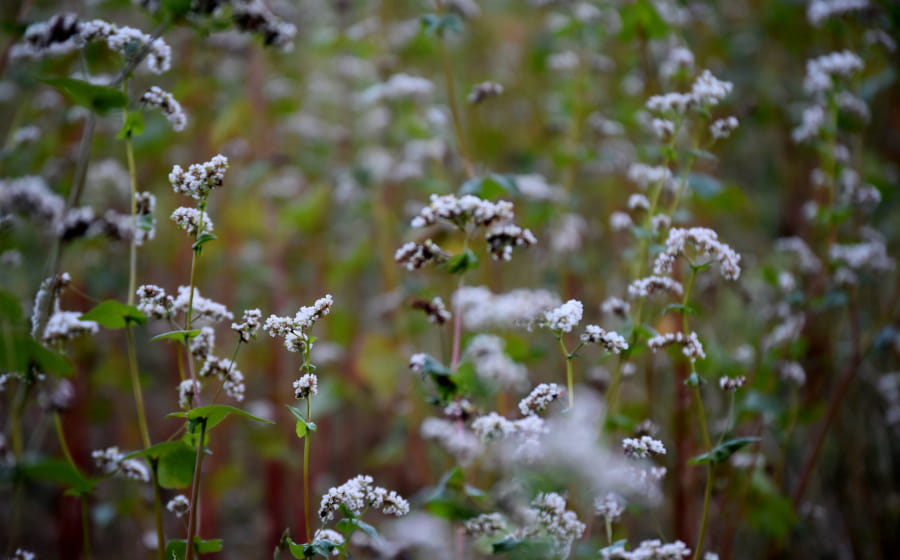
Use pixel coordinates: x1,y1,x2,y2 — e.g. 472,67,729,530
124,124,138,307
303,397,312,543
125,325,152,449
605,519,613,547
184,418,207,560
435,0,474,179
54,412,92,560
151,460,167,560
693,462,715,560
53,412,77,467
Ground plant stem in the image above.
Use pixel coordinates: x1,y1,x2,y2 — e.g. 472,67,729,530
303,397,312,543
53,412,92,560
435,0,474,179
125,326,152,449
184,418,208,560
559,337,575,409
151,460,167,560
124,122,138,307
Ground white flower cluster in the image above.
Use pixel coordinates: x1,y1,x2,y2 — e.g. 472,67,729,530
42,311,99,345
408,353,428,374
135,284,172,319
318,475,410,521
486,223,538,261
525,493,587,558
803,50,864,95
171,207,213,237
601,539,691,560
465,335,528,391
169,155,229,201
829,241,893,271
778,361,806,385
627,276,684,299
232,0,297,52
627,194,650,212
361,73,434,104
264,295,334,353
594,492,626,523
518,383,565,416
453,286,560,330
10,13,82,60
173,286,233,324
471,413,546,462
610,211,633,232
293,373,318,399
464,512,507,537
134,191,156,246
420,417,481,466
807,0,869,26
647,331,706,362
622,436,667,459
394,239,449,270
411,193,514,229
469,81,504,104
31,272,70,337
775,237,822,273
412,296,452,325
660,46,694,79
719,376,747,391
166,495,190,518
177,379,201,410
80,19,171,73
91,446,150,482
199,356,244,402
581,325,629,354
601,296,631,318
627,163,674,191
792,104,826,143
11,549,36,560
710,116,739,139
140,86,186,131
232,308,263,342
653,227,741,281
541,299,584,333
313,528,345,547
646,70,732,114
0,175,65,226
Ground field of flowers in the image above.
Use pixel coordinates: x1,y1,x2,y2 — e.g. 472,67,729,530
1,1,898,559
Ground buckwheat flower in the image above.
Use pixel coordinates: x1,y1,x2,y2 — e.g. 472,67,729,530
548,50,579,71
42,308,99,346
778,361,806,385
411,193,515,230
628,276,684,298
190,327,215,360
120,458,151,482
653,227,741,280
443,399,475,420
660,46,695,79
0,176,65,226
647,331,706,361
408,353,428,374
198,355,233,379
581,325,629,353
166,495,190,518
264,295,333,349
829,241,894,271
318,475,409,521
10,13,82,60
527,492,586,558
775,237,822,273
140,86,187,131
622,435,667,458
231,0,297,51
10,125,40,147
293,373,318,399
519,383,565,416
410,296,451,325
719,376,746,391
622,539,691,560
173,286,233,323
808,0,869,26
362,73,434,104
836,91,870,122
313,528,345,548
12,548,36,560
542,299,584,333
464,512,507,537
79,19,171,73
47,379,75,412
485,224,537,261
804,51,864,96
609,211,632,231
627,163,674,191
627,193,650,212
420,417,481,466
30,272,71,338
651,118,675,140
92,446,124,473
453,286,560,331
710,116,739,139
792,104,826,143
601,297,630,318
472,412,516,440
223,369,245,402
177,379,201,410
469,81,503,104
394,239,450,270
691,70,733,106
133,191,156,246
465,335,529,390
136,284,172,319
864,29,896,52
549,213,587,253
594,492,626,523
646,92,694,114
168,155,229,201
171,207,213,237
231,308,262,342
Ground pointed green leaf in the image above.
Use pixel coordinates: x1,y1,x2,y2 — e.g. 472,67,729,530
22,458,94,494
690,437,761,465
192,232,218,253
445,248,479,275
42,77,128,114
117,111,145,139
80,300,147,329
175,404,274,433
151,329,201,342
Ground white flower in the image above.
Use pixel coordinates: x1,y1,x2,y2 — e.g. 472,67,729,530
581,325,629,353
465,335,528,390
169,155,229,201
647,331,706,362
653,227,741,281
542,300,584,333
140,86,187,131
710,116,739,139
166,494,190,517
231,308,263,342
519,383,565,416
622,436,667,458
318,475,409,521
170,207,213,237
293,373,318,399
177,379,201,410
627,276,684,299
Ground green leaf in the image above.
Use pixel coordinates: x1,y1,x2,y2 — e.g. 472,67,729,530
690,437,761,465
336,517,379,539
80,300,147,329
150,329,201,342
688,172,724,199
446,248,480,275
304,539,340,558
22,458,94,494
0,289,23,324
192,232,218,253
117,111,145,139
286,406,317,439
420,13,463,37
459,174,519,199
413,354,459,402
157,443,196,489
28,337,74,376
162,0,193,19
165,537,223,559
492,538,526,553
42,77,128,115
171,404,274,433
287,539,308,559
660,303,698,317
